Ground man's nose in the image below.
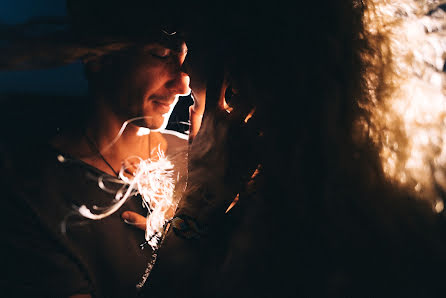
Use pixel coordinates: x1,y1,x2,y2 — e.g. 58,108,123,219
165,61,191,96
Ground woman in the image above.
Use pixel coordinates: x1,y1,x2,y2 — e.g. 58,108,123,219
130,1,446,297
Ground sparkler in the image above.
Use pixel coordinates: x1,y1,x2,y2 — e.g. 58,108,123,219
362,0,446,208
77,148,177,249
64,117,181,250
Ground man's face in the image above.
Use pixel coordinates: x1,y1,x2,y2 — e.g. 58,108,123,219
101,41,191,129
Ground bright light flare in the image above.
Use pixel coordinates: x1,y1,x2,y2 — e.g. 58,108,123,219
136,127,151,136
65,117,180,249
362,0,446,205
78,148,177,249
122,150,176,248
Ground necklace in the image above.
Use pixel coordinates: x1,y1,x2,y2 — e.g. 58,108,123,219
84,134,120,178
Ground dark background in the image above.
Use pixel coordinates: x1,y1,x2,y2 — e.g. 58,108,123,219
0,0,192,133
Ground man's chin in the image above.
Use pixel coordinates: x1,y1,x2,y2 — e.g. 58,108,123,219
127,117,153,128
140,115,168,131
139,103,175,130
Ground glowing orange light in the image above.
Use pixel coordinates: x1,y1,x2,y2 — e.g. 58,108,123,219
225,194,239,214
250,166,260,179
225,164,262,213
244,107,256,123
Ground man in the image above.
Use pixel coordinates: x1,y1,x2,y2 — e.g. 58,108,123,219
52,39,192,177
1,4,206,296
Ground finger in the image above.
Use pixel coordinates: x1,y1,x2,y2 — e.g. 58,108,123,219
121,211,146,230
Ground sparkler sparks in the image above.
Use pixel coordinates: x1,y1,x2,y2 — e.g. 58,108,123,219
69,117,181,249
362,0,446,206
78,148,177,249
122,150,177,248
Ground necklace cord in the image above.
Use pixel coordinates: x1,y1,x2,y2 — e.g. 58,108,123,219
85,134,120,178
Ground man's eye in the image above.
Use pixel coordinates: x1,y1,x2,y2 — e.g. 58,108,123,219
149,48,170,59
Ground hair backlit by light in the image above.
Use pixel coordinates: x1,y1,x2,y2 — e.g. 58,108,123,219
362,0,446,207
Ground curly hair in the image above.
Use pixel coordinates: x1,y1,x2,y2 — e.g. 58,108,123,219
178,1,446,297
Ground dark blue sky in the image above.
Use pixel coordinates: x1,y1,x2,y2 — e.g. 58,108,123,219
0,0,66,24
0,0,88,95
